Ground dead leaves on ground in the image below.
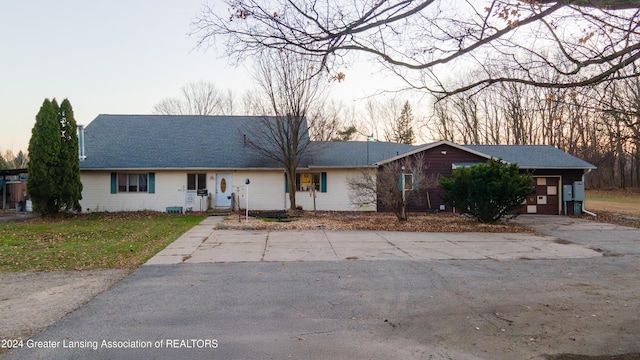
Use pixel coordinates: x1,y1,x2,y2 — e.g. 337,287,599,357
221,212,531,233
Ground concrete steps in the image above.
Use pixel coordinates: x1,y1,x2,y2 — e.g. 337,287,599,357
207,207,231,216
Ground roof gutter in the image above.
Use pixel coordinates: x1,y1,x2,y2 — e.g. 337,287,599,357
582,168,597,217
80,167,287,171
308,165,378,169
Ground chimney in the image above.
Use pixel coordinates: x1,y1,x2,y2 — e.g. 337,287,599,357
77,124,86,161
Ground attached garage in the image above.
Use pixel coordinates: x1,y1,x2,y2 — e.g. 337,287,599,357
465,145,595,216
376,141,596,216
526,177,561,215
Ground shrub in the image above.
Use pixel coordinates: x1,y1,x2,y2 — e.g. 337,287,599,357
440,159,533,223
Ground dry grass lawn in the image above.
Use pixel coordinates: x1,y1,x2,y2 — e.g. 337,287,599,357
586,188,640,216
583,188,640,229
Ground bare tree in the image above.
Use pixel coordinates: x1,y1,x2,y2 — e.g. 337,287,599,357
244,50,325,211
360,96,413,143
596,72,640,188
192,1,640,99
428,100,458,142
347,153,438,221
153,81,232,115
444,94,484,144
363,99,384,141
346,168,377,209
430,87,490,145
221,89,236,115
240,89,262,115
498,81,536,145
307,99,345,141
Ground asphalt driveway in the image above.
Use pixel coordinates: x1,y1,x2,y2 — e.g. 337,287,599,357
4,215,640,360
512,215,640,256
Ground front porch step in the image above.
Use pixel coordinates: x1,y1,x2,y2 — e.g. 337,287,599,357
207,207,232,216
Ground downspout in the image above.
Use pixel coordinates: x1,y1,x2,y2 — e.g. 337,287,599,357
77,124,86,161
1,175,5,211
582,169,597,217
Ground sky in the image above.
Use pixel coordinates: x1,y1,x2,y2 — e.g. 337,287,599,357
0,0,393,155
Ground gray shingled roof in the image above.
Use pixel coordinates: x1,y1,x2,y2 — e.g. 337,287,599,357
80,115,415,170
79,115,594,170
80,115,296,169
309,141,419,167
465,145,596,169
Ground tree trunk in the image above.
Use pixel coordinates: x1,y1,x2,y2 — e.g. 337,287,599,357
286,168,297,213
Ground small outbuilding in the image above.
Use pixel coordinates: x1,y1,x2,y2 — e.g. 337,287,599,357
0,169,28,211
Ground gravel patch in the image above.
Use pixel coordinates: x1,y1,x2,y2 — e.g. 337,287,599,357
0,269,129,342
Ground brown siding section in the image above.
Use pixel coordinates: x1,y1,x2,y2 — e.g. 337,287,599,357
377,144,588,215
378,144,488,212
1,181,27,210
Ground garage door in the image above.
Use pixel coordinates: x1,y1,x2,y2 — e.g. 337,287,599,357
524,177,559,215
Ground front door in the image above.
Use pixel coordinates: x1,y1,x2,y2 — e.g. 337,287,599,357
215,173,232,207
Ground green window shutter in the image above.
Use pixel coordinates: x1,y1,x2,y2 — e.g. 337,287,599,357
321,172,327,193
110,173,117,194
284,173,289,193
148,173,155,194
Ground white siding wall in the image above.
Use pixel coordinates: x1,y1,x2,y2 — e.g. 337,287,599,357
228,171,287,210
292,168,374,211
80,168,376,212
80,171,192,212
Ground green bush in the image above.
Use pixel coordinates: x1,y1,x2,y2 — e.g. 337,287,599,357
440,159,533,223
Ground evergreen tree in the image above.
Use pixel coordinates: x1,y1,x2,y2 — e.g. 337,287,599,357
333,126,358,141
0,153,8,170
392,101,415,144
28,99,61,215
11,150,28,169
440,159,533,223
27,98,82,215
57,99,83,211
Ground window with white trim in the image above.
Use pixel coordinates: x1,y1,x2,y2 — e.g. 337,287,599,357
296,173,320,192
187,173,207,190
117,173,148,193
286,172,327,193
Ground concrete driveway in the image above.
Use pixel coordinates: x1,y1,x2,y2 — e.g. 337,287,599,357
5,215,640,360
144,216,601,265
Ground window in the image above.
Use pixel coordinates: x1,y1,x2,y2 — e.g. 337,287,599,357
285,172,327,193
118,174,127,192
296,173,320,192
396,173,417,191
187,173,207,190
116,173,148,193
296,173,321,191
402,174,414,190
